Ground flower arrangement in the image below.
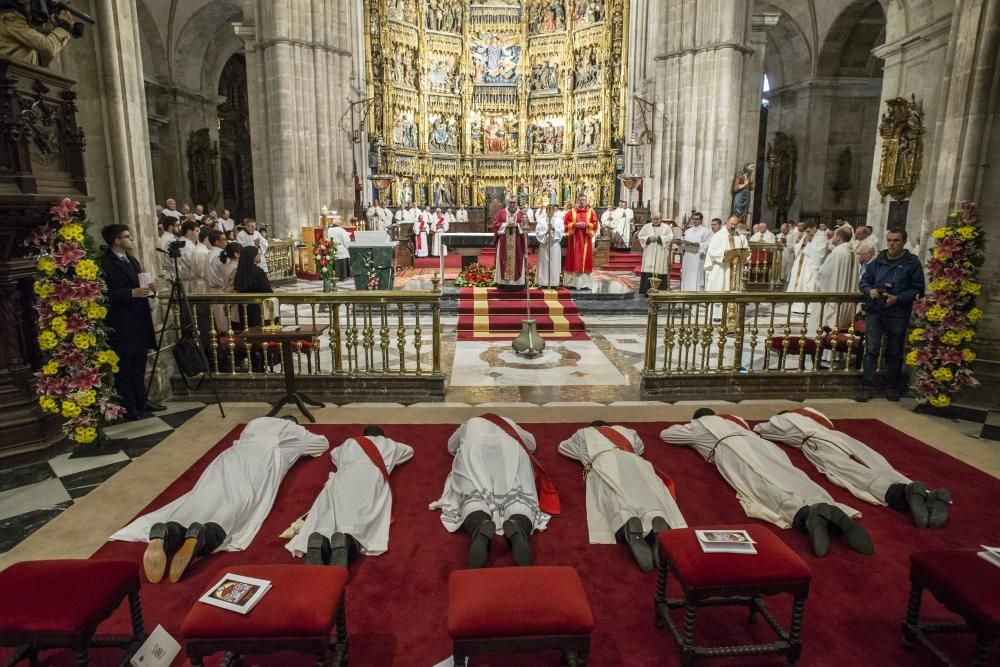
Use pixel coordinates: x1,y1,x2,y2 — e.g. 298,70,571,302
361,249,390,290
906,201,984,407
25,198,125,444
313,239,338,280
454,263,552,288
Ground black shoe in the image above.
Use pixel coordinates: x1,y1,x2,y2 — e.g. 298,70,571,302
502,515,533,567
329,532,350,568
143,521,185,583
622,517,654,572
144,402,167,412
800,505,832,558
467,518,495,569
856,387,872,403
823,505,874,555
904,481,930,529
305,532,331,565
885,388,901,402
169,522,226,582
926,488,952,529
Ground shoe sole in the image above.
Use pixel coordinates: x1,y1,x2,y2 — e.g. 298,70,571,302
826,507,874,555
805,516,830,558
467,521,495,569
169,537,198,583
906,482,930,529
625,518,654,571
927,489,951,529
305,534,329,565
143,539,167,583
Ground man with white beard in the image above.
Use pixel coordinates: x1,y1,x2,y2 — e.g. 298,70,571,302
637,213,676,295
660,409,873,558
608,201,634,251
679,211,713,291
807,225,859,334
704,215,750,292
749,222,776,243
753,408,951,528
288,426,414,567
430,414,556,568
111,418,329,582
558,421,687,571
534,203,563,288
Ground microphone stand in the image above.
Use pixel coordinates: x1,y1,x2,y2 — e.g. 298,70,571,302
512,210,545,358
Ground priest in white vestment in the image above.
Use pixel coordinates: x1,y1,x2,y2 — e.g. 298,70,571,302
111,417,329,582
660,409,872,557
236,220,268,272
749,223,777,243
781,223,799,281
704,215,750,292
444,208,457,225
455,205,469,223
430,414,553,568
534,205,563,288
608,201,635,251
430,208,449,257
287,426,414,566
679,212,712,291
753,408,951,528
787,225,827,314
637,214,675,295
559,421,687,571
807,226,859,334
412,211,430,258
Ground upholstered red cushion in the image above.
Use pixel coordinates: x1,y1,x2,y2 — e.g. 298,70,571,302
181,565,348,640
911,550,1000,626
770,336,819,356
659,525,812,590
0,559,138,635
448,566,594,639
217,336,313,352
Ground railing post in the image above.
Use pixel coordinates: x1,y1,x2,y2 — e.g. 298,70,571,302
644,295,660,374
432,277,442,374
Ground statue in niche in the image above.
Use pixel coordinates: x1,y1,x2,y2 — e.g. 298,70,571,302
765,132,798,212
426,0,462,33
877,96,924,201
530,61,560,92
573,46,600,89
391,47,418,88
470,32,520,84
730,163,754,222
572,0,605,27
483,115,512,154
832,147,853,203
399,179,414,205
433,180,455,207
187,128,218,207
426,56,458,93
528,121,564,154
574,114,601,152
386,0,417,24
391,111,418,149
527,0,566,34
428,115,459,152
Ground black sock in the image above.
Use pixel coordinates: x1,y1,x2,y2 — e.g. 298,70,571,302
460,510,491,536
884,483,909,512
792,506,811,533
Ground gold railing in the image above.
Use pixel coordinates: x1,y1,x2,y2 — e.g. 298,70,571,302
265,240,296,282
745,242,785,291
642,291,866,388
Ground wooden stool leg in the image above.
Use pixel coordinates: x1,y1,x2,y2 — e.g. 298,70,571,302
128,588,146,641
74,647,90,667
788,595,806,664
902,581,923,648
332,600,349,666
654,553,668,628
973,634,993,667
681,604,697,667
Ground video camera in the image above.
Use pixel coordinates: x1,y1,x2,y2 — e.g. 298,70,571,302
873,281,894,307
154,239,186,260
11,0,95,37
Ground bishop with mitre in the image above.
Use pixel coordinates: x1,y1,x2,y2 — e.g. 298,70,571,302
563,193,599,290
493,197,527,291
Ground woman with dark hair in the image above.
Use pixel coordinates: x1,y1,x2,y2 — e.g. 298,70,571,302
208,241,241,332
233,245,272,328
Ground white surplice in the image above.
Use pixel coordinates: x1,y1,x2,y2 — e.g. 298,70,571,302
534,208,563,288
286,435,414,557
680,224,713,291
190,242,210,292
750,231,777,244
455,208,469,223
806,242,859,333
637,223,674,275
782,229,800,281
753,408,909,506
430,416,550,534
431,215,449,257
787,234,828,293
660,415,859,528
558,426,687,543
110,418,329,551
412,214,430,258
704,228,750,292
608,207,634,247
237,229,268,272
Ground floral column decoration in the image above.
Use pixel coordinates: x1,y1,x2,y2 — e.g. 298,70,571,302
907,201,984,408
313,239,339,291
25,199,125,445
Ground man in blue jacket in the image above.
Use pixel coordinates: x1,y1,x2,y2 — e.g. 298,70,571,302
858,227,925,402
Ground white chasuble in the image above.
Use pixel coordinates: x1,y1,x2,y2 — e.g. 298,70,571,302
704,228,749,292
637,223,673,275
534,209,563,288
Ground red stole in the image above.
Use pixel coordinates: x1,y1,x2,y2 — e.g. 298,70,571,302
355,435,394,522
791,408,835,430
716,414,750,430
479,413,560,515
563,207,596,273
595,427,677,500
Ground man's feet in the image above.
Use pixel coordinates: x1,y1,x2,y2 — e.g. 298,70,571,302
904,481,930,528
329,532,350,568
927,488,952,529
795,505,831,558
856,386,872,403
144,401,167,412
467,518,495,569
143,521,185,583
305,532,331,565
885,387,901,402
823,505,874,555
623,517,654,572
169,522,226,583
502,515,533,567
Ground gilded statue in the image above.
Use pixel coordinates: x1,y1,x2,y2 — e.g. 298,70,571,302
765,132,797,212
877,96,924,201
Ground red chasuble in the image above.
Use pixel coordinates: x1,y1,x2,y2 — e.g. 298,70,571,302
563,205,598,273
493,208,527,284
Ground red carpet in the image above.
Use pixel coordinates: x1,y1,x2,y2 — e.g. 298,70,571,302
413,255,463,269
600,251,683,279
456,287,588,341
475,248,541,269
7,419,1000,666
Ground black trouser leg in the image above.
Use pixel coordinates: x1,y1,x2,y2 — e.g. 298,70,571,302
114,348,149,417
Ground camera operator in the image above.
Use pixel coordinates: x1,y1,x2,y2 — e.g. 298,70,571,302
100,224,164,421
0,0,80,67
858,227,925,402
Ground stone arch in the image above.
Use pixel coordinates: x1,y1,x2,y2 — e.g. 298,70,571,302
817,1,886,78
172,1,243,93
760,8,813,90
135,0,168,83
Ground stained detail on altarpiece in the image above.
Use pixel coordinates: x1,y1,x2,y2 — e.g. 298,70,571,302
876,96,923,202
765,132,797,211
364,0,628,208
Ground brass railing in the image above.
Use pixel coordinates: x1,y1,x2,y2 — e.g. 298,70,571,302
265,240,296,283
745,242,785,290
641,290,868,399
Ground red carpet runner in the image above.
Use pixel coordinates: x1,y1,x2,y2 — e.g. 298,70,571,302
601,250,683,280
11,420,999,666
456,287,588,341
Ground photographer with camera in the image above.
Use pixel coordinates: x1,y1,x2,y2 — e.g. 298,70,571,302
858,227,925,402
0,0,87,67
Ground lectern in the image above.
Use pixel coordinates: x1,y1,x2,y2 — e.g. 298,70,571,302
350,232,398,290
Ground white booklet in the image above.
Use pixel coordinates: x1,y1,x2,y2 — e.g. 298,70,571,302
198,573,272,615
696,529,757,554
130,624,180,667
977,545,1000,569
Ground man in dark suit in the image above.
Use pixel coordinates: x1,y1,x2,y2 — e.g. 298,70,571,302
100,224,164,420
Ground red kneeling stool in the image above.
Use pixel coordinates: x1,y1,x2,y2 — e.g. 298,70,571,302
448,566,595,666
181,565,349,666
0,559,145,666
655,525,812,666
904,550,1000,666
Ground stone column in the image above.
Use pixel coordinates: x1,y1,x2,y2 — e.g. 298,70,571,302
237,0,365,238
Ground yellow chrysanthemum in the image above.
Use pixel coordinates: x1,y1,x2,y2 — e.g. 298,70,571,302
50,316,67,338
956,225,977,241
34,280,53,298
85,303,107,320
929,279,956,293
932,367,954,383
928,393,951,408
59,223,84,243
61,401,81,419
908,328,925,343
38,395,58,413
925,305,948,323
905,350,918,367
36,256,56,275
111,364,119,374
73,332,94,350
75,259,98,281
968,308,983,323
963,348,977,363
939,331,962,346
74,427,97,444
960,281,982,296
50,301,69,314
42,360,59,375
74,389,96,407
961,328,975,342
96,349,120,366
38,330,58,350
931,227,950,240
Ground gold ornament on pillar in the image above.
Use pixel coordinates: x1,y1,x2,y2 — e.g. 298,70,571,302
876,95,924,202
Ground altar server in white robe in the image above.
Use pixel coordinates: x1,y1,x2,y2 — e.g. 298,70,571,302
111,417,329,582
608,201,635,250
287,426,414,567
679,212,713,291
534,205,563,288
558,421,687,571
455,205,469,223
412,210,430,258
788,223,828,293
704,215,750,292
444,208,457,225
430,414,554,568
753,408,951,529
372,204,392,232
430,208,449,257
807,226,859,334
781,223,799,281
660,409,872,557
749,223,777,244
395,206,407,228
637,213,675,295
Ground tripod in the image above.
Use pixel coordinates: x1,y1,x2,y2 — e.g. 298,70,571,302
147,249,225,418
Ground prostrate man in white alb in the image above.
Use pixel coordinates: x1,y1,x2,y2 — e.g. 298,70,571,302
807,225,859,334
558,421,687,571
237,219,268,272
326,217,352,281
608,200,635,251
430,414,556,568
679,211,712,291
534,202,563,288
749,222,776,244
704,214,750,292
753,408,951,528
660,409,873,558
637,213,675,295
287,425,414,567
111,417,329,582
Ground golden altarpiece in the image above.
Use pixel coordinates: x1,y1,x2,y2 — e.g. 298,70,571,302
363,0,629,210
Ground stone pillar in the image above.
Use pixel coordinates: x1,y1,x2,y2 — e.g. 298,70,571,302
237,0,365,238
637,0,753,219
